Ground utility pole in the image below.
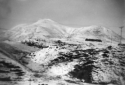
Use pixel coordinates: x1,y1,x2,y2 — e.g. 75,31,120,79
120,26,124,44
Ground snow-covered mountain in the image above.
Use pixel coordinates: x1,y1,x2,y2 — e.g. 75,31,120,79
73,25,124,42
1,19,125,85
5,19,124,43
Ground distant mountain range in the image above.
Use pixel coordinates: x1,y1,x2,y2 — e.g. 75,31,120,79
5,19,125,43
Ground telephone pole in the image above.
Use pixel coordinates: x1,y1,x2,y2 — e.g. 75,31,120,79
120,26,124,44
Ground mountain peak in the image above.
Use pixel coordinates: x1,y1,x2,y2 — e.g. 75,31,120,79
34,19,57,25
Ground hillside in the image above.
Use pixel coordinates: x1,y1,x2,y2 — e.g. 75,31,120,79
1,19,125,85
73,26,124,42
1,40,125,85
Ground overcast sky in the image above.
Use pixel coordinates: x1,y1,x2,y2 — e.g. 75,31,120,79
0,0,125,36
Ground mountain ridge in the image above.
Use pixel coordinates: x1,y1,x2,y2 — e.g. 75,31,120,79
5,19,124,43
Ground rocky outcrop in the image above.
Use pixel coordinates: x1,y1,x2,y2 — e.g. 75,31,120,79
26,40,125,85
